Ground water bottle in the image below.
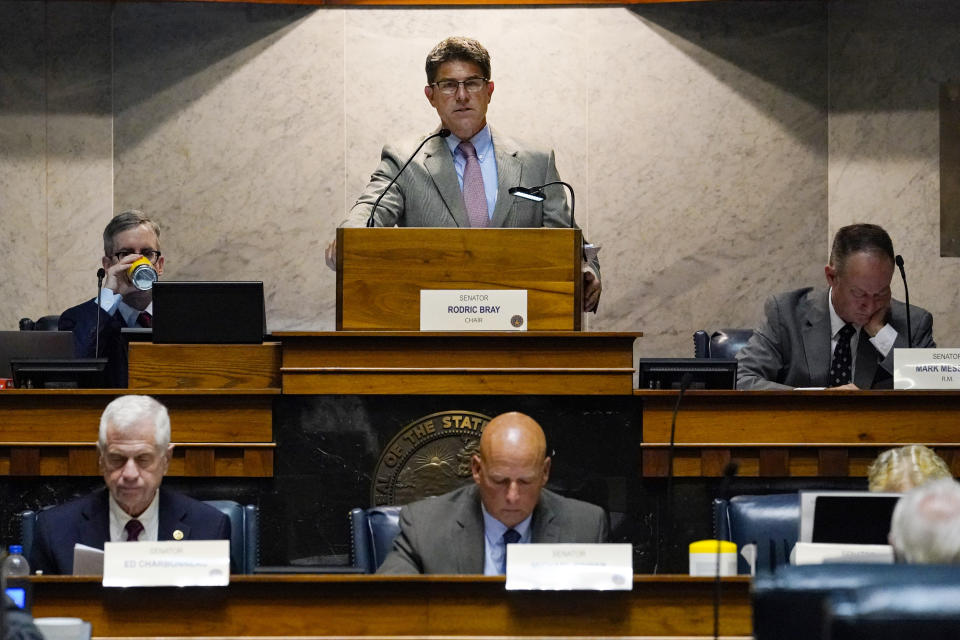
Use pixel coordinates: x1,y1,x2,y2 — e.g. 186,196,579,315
3,544,30,576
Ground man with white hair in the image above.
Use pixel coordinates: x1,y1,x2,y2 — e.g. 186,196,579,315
29,395,230,574
889,478,960,564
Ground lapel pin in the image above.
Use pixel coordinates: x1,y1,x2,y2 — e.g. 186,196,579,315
173,529,184,540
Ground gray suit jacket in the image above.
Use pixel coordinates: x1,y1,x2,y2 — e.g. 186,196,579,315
377,484,609,575
736,287,935,390
344,128,601,276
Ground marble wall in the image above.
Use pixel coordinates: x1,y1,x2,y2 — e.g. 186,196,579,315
1,0,957,356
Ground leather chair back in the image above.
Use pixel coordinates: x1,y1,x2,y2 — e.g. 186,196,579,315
825,581,960,640
713,493,800,574
19,316,61,331
753,564,960,640
694,329,753,359
20,500,258,574
349,506,402,573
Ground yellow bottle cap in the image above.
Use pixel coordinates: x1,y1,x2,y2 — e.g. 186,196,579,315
689,539,737,554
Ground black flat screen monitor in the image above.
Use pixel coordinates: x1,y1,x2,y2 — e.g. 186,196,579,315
152,281,265,344
10,358,107,389
0,330,74,378
809,494,901,545
637,358,737,390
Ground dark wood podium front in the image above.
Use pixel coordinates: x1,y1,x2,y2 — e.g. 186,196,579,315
30,574,751,638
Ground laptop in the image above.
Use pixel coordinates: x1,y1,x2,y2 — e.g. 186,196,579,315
0,330,74,378
151,281,266,344
799,491,901,545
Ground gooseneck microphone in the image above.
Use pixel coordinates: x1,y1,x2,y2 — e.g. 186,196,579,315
895,254,912,348
653,371,694,574
508,181,576,229
94,268,106,358
366,129,451,227
714,461,739,640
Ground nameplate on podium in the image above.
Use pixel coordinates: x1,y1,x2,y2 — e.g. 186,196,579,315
420,290,527,331
102,540,230,587
894,348,960,389
505,543,633,591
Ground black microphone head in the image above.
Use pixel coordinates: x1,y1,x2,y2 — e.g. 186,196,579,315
895,254,905,269
438,128,451,138
97,268,105,279
722,461,739,478
680,372,695,389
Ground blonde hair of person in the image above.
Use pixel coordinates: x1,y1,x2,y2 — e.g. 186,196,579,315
868,444,952,493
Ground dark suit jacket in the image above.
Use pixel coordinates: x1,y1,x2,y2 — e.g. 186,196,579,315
29,487,231,575
58,299,130,388
377,484,608,574
344,128,601,278
736,287,935,390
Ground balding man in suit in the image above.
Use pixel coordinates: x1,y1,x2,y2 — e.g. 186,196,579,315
378,411,608,575
328,36,601,312
737,223,934,390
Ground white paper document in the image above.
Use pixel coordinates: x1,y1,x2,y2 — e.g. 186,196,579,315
72,544,104,576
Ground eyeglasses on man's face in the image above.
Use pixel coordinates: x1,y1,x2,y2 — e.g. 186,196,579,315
431,77,488,96
114,249,161,263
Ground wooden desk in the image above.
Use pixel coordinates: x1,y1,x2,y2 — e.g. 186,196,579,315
278,331,640,395
0,389,275,477
30,574,751,638
639,389,960,477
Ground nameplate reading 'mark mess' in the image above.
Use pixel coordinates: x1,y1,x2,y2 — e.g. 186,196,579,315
420,290,527,331
103,540,230,587
894,348,960,389
505,543,633,591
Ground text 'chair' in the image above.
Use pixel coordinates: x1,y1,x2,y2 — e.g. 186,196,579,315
20,500,259,574
349,506,402,573
713,493,800,574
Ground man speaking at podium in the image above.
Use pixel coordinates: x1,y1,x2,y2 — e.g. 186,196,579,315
378,411,608,574
737,223,935,389
328,36,601,312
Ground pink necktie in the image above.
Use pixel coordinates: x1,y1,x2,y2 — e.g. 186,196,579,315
458,141,489,228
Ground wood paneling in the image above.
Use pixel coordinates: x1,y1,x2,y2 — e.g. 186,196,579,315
337,228,582,331
30,574,751,638
279,331,638,395
639,390,960,477
128,343,281,390
0,391,275,477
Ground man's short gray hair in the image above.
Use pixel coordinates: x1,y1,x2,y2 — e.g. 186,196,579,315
97,395,171,451
103,210,161,257
889,478,960,564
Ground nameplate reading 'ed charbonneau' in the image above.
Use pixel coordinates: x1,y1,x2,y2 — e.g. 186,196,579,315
505,543,633,591
894,348,960,389
420,290,527,331
102,539,230,587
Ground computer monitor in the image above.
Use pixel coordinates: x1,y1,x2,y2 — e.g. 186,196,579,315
151,281,266,344
799,491,902,545
0,331,74,378
637,358,737,390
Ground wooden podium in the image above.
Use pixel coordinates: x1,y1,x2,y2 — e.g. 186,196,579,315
336,227,583,331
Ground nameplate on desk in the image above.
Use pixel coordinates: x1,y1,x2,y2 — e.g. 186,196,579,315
420,290,527,331
505,543,633,591
894,348,960,389
102,540,229,587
